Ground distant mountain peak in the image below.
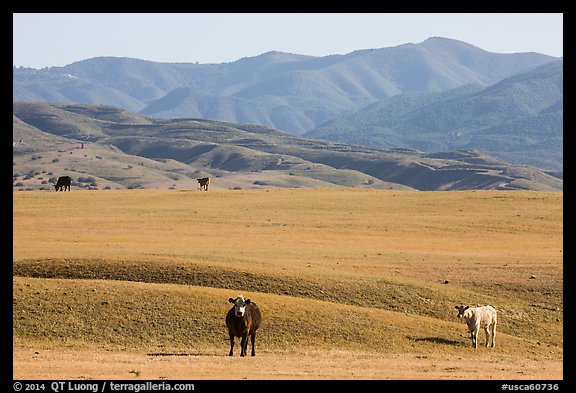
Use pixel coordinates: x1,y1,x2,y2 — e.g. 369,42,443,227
423,36,464,43
419,36,487,51
253,50,314,61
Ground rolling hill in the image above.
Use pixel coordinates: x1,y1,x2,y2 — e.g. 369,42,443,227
12,188,564,378
13,101,562,192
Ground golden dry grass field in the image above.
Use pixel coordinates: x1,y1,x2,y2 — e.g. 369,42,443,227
13,188,563,380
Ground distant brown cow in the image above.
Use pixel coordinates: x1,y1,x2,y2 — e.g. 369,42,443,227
55,176,71,191
226,295,261,357
197,177,210,191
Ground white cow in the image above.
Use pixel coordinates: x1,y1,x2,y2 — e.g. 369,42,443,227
455,305,497,348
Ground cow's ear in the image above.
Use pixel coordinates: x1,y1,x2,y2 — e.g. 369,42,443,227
455,306,459,310
228,298,234,303
464,306,469,310
245,299,251,304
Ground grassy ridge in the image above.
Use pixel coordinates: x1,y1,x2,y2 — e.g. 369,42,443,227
13,257,487,319
13,256,562,346
13,277,559,358
13,189,563,358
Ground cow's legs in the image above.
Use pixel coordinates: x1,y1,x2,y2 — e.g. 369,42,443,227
484,327,490,347
490,322,497,348
228,333,235,356
471,328,479,348
250,332,256,356
240,334,248,357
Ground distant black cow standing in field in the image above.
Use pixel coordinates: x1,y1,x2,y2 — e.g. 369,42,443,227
226,295,261,357
197,177,210,191
54,176,71,191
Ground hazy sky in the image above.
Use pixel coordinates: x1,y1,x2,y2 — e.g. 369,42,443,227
13,13,563,69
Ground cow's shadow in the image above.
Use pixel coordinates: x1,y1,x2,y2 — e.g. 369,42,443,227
146,352,226,357
408,336,462,346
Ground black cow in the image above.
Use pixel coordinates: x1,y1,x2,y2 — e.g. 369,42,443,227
197,177,210,191
55,176,71,191
226,295,261,357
